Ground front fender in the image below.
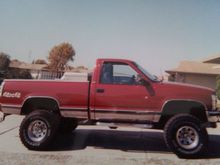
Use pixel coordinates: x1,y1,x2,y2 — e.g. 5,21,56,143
158,100,208,128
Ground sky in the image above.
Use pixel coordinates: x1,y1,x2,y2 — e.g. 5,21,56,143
0,0,220,75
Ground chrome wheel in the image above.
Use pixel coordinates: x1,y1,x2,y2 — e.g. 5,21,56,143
176,126,199,150
27,120,48,142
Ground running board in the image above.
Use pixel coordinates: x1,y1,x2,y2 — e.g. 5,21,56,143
78,119,154,129
96,122,153,129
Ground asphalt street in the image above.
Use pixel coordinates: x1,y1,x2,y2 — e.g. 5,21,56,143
1,115,220,165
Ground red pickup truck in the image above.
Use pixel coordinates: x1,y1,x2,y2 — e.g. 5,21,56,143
0,58,219,158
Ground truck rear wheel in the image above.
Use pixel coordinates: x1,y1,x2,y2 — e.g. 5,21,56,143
59,117,78,134
19,110,60,150
164,114,208,158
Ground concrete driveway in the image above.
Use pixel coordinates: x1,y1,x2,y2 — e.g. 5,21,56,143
1,115,220,165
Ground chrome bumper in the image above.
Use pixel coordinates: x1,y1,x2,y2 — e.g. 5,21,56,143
0,105,4,122
208,111,220,116
207,110,220,123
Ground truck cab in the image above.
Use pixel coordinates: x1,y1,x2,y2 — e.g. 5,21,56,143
89,59,162,123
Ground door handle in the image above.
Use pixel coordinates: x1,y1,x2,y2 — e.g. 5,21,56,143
96,88,105,93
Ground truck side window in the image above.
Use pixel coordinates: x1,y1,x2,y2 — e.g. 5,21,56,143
100,63,113,84
100,62,138,85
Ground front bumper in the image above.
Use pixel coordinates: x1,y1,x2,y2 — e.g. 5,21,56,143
208,111,220,116
199,110,220,128
207,110,220,123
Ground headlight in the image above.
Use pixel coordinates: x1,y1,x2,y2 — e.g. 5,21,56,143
212,94,217,110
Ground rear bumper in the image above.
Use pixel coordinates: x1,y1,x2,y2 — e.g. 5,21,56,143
0,104,4,122
1,104,21,115
0,104,14,122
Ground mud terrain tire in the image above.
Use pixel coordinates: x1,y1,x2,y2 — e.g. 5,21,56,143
19,110,59,150
164,114,208,158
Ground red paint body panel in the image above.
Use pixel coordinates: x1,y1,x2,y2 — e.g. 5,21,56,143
152,81,213,110
1,80,89,109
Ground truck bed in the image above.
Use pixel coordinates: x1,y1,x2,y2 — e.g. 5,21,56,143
1,79,90,116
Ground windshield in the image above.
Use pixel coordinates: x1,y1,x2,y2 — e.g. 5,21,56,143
133,62,159,82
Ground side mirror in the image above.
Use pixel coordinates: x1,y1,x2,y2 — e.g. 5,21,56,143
139,77,154,96
140,78,151,87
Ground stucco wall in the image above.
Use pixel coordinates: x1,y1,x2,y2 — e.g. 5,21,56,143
181,73,217,89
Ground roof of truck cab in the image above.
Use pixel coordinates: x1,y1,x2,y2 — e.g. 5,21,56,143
96,58,134,63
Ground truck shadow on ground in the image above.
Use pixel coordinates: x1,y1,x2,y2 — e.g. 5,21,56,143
50,128,220,159
51,129,168,153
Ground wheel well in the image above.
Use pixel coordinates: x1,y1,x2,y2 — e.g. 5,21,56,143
21,98,60,115
156,100,208,129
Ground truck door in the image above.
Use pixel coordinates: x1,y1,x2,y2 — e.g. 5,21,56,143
93,62,157,121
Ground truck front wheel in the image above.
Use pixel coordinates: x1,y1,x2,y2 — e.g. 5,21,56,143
19,110,59,150
164,114,208,158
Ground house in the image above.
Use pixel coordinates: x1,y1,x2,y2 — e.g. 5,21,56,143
9,60,89,79
9,60,52,79
166,55,220,89
203,55,220,64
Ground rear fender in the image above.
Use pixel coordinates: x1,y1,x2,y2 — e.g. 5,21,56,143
21,96,60,115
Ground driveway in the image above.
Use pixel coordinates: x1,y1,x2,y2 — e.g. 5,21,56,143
1,115,220,165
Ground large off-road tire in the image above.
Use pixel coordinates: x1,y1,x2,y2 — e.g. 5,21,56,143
59,117,78,134
164,114,208,158
19,110,60,150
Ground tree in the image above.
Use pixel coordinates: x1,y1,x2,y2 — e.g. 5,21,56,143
5,69,32,79
33,59,47,65
48,42,75,71
0,52,10,71
18,70,32,79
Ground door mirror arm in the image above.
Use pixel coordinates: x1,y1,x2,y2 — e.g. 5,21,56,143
135,74,150,86
137,77,155,96
139,78,150,87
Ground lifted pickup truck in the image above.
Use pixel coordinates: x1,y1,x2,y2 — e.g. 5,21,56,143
0,58,220,158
